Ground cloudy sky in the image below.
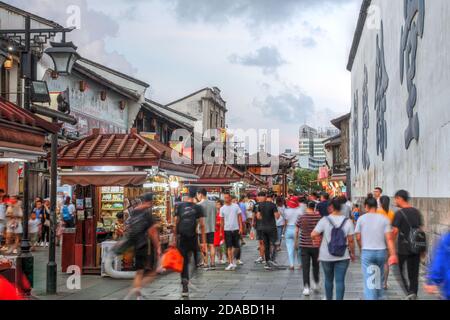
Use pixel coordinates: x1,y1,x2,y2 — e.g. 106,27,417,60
9,0,362,152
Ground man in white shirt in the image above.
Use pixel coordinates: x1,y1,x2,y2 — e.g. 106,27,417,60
220,193,243,271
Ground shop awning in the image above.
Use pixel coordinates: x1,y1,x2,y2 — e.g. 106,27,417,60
0,98,60,160
60,171,148,186
160,169,199,180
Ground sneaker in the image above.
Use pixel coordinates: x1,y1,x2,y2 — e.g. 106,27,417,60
236,260,244,265
264,264,273,270
218,259,226,265
45,242,49,247
311,281,320,292
303,287,311,296
182,280,189,297
404,294,417,300
268,260,279,268
225,264,235,271
39,242,44,247
12,249,17,254
254,257,264,264
124,288,141,300
209,265,216,271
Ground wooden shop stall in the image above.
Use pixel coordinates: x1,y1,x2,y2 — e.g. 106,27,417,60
56,128,196,275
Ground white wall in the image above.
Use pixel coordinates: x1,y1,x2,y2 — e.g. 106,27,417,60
350,0,450,199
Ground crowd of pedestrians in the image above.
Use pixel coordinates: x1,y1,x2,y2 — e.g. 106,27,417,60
2,184,448,301
161,186,447,300
0,189,76,255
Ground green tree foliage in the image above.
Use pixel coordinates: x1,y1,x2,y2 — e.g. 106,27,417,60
290,169,322,193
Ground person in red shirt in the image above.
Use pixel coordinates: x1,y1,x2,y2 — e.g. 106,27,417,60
214,200,225,264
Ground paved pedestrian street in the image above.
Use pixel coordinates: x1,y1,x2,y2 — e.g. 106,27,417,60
30,239,437,300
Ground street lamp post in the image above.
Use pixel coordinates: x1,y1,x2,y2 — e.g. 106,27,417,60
0,15,78,296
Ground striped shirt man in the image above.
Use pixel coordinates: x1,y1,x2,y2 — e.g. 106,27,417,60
296,212,322,247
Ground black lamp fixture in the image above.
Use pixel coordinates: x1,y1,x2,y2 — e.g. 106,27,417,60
44,41,80,75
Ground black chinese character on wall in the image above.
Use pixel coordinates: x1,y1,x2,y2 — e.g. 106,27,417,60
375,21,389,161
400,0,425,149
362,65,370,171
353,90,359,173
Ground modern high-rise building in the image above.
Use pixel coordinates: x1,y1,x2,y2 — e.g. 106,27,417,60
298,125,339,170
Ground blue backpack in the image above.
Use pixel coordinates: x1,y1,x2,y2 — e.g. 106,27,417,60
62,205,71,221
326,217,349,257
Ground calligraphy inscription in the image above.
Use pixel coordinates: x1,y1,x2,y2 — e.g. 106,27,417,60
375,21,389,161
362,66,370,171
353,90,360,173
400,0,425,149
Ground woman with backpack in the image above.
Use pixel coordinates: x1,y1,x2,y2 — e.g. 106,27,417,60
311,198,356,300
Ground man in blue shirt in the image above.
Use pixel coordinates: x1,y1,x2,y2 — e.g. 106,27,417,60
425,232,450,300
316,192,330,217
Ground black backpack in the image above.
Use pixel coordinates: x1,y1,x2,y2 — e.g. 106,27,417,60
326,217,349,257
400,210,427,254
177,203,198,237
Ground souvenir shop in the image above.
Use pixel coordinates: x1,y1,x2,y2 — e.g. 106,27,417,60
56,129,196,275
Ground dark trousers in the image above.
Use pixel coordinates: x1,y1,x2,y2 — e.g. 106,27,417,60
261,229,277,262
399,254,421,296
40,225,49,243
301,247,320,287
64,219,75,228
178,235,198,281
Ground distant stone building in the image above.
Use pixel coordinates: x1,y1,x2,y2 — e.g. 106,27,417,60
165,87,227,135
347,0,450,245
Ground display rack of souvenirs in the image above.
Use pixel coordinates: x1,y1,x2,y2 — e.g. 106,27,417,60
100,186,124,219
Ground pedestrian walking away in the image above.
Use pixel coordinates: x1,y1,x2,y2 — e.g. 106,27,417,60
283,196,303,270
255,192,280,270
312,198,355,300
392,190,427,300
297,201,322,296
172,187,206,297
317,193,330,218
355,197,398,300
197,188,218,270
377,195,395,289
275,196,286,252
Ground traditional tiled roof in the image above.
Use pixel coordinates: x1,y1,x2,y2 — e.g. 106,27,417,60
190,163,267,186
56,128,193,172
193,163,244,182
0,97,59,134
142,100,195,130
